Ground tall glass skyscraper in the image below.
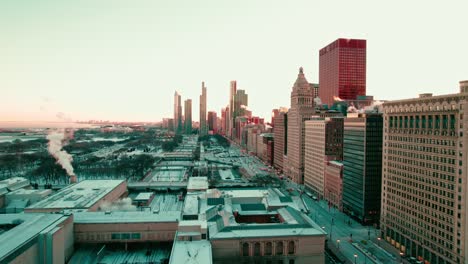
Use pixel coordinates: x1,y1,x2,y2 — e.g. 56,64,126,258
319,38,366,107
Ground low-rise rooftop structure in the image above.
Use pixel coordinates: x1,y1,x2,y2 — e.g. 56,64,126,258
25,180,127,213
187,177,208,192
0,213,74,263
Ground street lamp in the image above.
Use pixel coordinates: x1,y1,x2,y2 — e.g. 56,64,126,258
377,237,381,246
336,239,340,251
400,252,404,263
354,254,358,264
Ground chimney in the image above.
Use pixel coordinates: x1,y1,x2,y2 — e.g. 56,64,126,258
70,175,77,184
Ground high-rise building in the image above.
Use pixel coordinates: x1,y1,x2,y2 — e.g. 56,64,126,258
304,117,343,199
208,111,217,134
221,107,227,135
342,113,382,224
234,90,248,118
228,81,237,137
381,81,468,264
174,91,182,133
184,99,192,134
284,67,315,184
319,38,366,107
199,82,208,136
273,110,288,173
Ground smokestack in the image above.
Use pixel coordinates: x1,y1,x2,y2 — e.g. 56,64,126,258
69,175,77,184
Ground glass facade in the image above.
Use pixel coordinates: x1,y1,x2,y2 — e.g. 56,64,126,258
319,38,366,107
342,114,382,224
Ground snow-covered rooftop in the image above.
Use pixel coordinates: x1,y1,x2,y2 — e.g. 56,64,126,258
134,192,153,201
73,211,181,224
187,177,208,191
27,180,125,210
169,240,212,264
0,177,29,191
0,213,70,262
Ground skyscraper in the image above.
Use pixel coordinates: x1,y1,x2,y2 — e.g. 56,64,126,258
228,81,237,138
234,89,248,118
199,82,208,136
174,91,182,133
184,99,192,134
319,38,366,107
284,67,315,184
381,81,468,264
304,117,343,199
208,111,217,134
342,113,382,225
273,109,288,173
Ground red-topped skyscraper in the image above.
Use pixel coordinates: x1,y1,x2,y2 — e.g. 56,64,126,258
319,38,366,107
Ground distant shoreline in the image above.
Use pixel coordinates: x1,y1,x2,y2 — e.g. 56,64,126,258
0,121,94,129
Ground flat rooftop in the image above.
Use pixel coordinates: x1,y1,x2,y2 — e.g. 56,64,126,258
0,213,70,262
187,177,208,191
0,177,29,191
27,180,125,210
134,192,153,201
169,240,212,264
73,211,181,224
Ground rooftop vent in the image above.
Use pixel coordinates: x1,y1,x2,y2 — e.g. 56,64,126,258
419,93,433,98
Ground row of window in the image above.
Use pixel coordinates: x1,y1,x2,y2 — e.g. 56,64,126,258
242,241,295,257
388,114,456,130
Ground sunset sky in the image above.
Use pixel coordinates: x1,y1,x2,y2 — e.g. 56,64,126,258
1,0,467,123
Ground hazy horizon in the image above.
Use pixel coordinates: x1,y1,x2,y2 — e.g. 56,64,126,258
1,0,467,123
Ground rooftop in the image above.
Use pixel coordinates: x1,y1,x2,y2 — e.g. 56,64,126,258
27,180,125,210
0,177,29,191
187,177,208,191
73,211,181,224
0,213,70,262
169,240,212,264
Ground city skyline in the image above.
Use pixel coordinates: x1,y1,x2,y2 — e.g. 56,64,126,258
1,1,467,123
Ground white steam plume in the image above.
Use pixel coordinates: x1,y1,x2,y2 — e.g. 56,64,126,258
47,129,74,176
99,198,137,211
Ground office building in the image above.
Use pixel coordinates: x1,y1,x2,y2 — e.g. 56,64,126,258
174,91,183,133
319,38,366,107
342,113,382,224
304,117,343,199
284,67,315,184
381,81,468,264
207,111,217,134
228,81,237,138
200,82,208,136
273,110,288,173
324,161,344,211
184,99,192,134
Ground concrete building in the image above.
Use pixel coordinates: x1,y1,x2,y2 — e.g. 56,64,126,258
0,213,74,264
304,117,343,199
25,180,127,213
200,82,208,136
228,81,237,138
273,110,288,173
381,81,468,264
284,67,316,184
342,113,382,224
324,161,343,211
184,99,192,134
174,91,183,133
208,111,217,134
221,107,227,135
234,89,248,119
319,38,366,107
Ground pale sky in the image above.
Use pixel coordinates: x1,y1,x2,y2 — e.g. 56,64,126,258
1,0,467,123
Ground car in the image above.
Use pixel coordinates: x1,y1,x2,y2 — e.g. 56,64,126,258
312,196,318,201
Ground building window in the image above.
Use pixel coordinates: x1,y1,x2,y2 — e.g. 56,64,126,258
254,242,261,256
276,242,284,255
288,241,295,255
265,242,272,256
242,242,249,257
